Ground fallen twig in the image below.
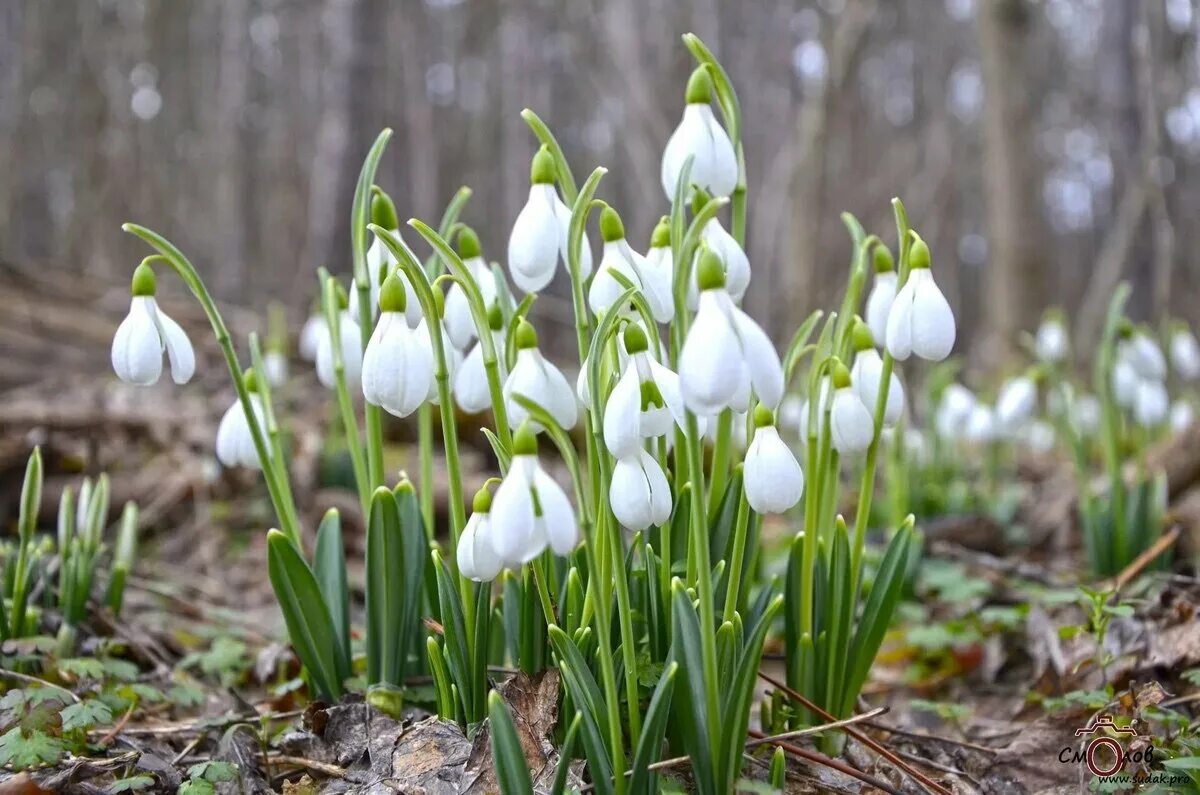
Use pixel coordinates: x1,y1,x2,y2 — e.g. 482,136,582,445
266,754,346,778
1108,525,1181,595
0,667,80,703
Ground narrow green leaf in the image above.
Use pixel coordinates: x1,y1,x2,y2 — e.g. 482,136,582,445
668,582,716,795
550,714,582,795
629,661,678,795
720,596,783,789
394,481,431,686
313,509,351,669
488,691,535,795
433,550,474,720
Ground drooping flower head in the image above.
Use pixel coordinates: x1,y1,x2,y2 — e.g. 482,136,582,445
416,286,462,407
885,237,956,362
645,215,674,277
848,318,904,427
352,188,421,327
686,189,750,308
444,226,500,350
361,272,434,418
680,248,783,415
1170,322,1200,381
489,423,580,562
503,318,578,431
215,367,266,470
828,359,874,454
743,403,804,514
1034,309,1069,363
455,303,507,413
995,371,1039,434
316,282,363,389
1134,378,1168,428
111,261,196,386
661,66,738,200
589,205,674,323
508,146,592,293
458,483,505,582
1119,323,1166,381
603,323,690,458
610,449,672,531
864,245,897,347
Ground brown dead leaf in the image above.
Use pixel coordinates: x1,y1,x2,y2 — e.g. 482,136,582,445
460,669,563,794
0,773,53,795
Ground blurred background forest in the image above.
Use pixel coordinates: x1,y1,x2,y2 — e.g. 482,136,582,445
2,0,1199,367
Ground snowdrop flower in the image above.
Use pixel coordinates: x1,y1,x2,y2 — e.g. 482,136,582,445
457,485,505,582
603,324,689,458
743,404,804,514
1034,311,1069,363
1074,393,1102,435
1134,379,1168,427
508,147,592,294
686,193,750,308
351,189,421,327
661,66,737,199
995,374,1038,433
415,288,461,407
1022,420,1056,454
864,246,897,346
299,311,326,362
964,404,996,444
849,320,904,427
315,287,363,389
885,239,956,362
455,305,507,413
936,383,976,440
829,361,875,454
444,227,500,350
490,424,579,562
778,395,806,436
589,205,674,323
795,377,832,441
1122,329,1166,381
1170,325,1200,381
361,273,433,418
503,319,577,431
645,216,673,277
1170,399,1194,433
680,249,783,415
610,449,672,530
1112,359,1139,408
263,349,288,387
215,369,266,470
111,262,196,386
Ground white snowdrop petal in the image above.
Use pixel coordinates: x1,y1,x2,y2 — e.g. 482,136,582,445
647,360,689,434
589,242,639,317
1171,331,1200,380
454,340,494,413
700,106,739,198
996,377,1037,432
214,402,244,468
1035,320,1068,362
865,273,897,346
299,316,326,361
1170,400,1194,433
152,307,196,385
610,456,654,530
885,281,916,361
603,366,643,458
509,186,561,293
830,387,875,454
490,458,543,563
680,292,742,414
743,426,804,514
553,195,592,277
534,468,578,555
1112,360,1139,407
641,450,673,526
851,350,904,428
910,271,956,361
1134,379,1168,427
624,243,675,323
112,299,163,385
728,300,784,409
704,221,750,302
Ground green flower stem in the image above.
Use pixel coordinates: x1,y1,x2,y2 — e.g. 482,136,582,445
799,357,834,640
707,410,734,517
318,270,371,518
520,109,579,205
721,487,752,622
248,333,301,539
123,226,300,546
531,555,556,626
418,404,435,532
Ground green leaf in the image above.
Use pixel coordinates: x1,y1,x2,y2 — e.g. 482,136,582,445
550,714,581,795
108,774,156,792
557,662,613,795
60,699,113,732
313,508,351,668
366,488,405,687
266,529,347,701
707,470,742,566
58,657,105,680
668,583,716,795
630,661,678,795
394,481,431,691
720,596,783,791
178,781,215,795
0,728,63,769
188,760,239,783
433,550,473,720
488,691,535,795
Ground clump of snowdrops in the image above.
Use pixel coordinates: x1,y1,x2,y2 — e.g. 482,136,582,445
108,35,957,793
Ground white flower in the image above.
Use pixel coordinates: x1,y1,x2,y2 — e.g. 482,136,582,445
680,251,783,415
660,68,737,199
795,377,832,441
589,207,674,323
610,449,672,530
263,351,288,387
1022,420,1056,454
361,277,434,418
489,429,579,562
507,149,592,294
1074,393,1102,435
299,314,326,362
865,270,898,346
687,218,750,308
936,383,976,440
885,243,956,361
215,393,266,470
1112,359,1139,408
995,376,1037,433
445,229,499,350
458,491,504,582
1170,328,1200,381
1123,332,1166,381
645,218,673,277
503,320,577,431
416,316,461,407
829,379,874,454
352,230,422,328
1035,316,1069,363
1170,399,1194,433
603,326,689,458
111,265,195,386
1134,379,1168,427
743,410,804,514
850,347,904,427
455,324,507,414
964,404,996,444
778,395,805,435
316,310,363,389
